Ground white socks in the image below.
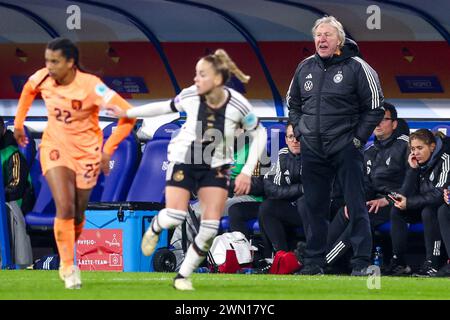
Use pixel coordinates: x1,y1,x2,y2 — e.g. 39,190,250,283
178,220,220,278
152,208,187,233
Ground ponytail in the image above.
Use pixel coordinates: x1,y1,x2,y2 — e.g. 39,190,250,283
202,49,250,85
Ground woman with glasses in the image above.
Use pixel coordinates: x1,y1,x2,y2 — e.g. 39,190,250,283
257,123,304,267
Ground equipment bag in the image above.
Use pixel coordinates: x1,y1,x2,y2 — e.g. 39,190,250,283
269,250,302,274
209,231,256,273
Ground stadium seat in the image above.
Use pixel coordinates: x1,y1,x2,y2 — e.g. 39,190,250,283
219,216,259,233
152,122,180,140
89,123,141,202
5,121,36,168
431,124,450,136
126,139,170,203
375,221,424,234
25,150,56,230
266,123,287,158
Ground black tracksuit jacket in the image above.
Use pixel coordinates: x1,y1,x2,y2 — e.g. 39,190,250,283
263,147,302,201
287,38,384,158
401,136,450,210
364,132,410,199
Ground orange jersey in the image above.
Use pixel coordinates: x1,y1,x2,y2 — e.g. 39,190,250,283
15,68,135,156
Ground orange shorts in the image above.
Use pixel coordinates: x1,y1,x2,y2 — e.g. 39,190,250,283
40,144,102,189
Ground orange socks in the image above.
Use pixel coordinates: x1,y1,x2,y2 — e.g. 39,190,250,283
54,217,75,272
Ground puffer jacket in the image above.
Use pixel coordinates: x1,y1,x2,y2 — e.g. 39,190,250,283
287,38,384,158
401,136,450,210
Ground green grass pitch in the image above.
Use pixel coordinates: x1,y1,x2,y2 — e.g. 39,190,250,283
0,270,448,300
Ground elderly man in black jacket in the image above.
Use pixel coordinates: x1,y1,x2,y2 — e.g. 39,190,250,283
287,16,384,275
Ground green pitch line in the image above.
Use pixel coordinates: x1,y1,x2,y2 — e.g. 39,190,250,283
0,270,448,300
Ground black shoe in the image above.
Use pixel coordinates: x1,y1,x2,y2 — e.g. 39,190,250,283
295,264,324,275
351,266,372,277
294,241,306,264
413,260,439,277
253,263,272,274
384,257,412,276
433,263,450,277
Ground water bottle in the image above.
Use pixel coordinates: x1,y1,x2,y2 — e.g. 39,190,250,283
196,267,210,273
237,268,255,274
373,246,383,268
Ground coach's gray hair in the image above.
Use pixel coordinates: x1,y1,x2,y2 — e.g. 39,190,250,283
312,16,346,48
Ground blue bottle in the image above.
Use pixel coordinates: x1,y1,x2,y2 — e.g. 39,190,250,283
373,246,383,268
196,267,210,273
241,268,255,274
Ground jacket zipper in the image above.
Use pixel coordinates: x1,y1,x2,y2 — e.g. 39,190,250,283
316,66,327,151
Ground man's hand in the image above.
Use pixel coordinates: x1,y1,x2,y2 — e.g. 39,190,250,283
100,152,111,176
367,198,389,214
14,127,29,147
234,173,251,196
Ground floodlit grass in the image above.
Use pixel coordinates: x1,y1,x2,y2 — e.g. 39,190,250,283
0,270,448,300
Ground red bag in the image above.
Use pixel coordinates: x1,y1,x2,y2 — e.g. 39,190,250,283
269,250,302,274
217,250,252,273
218,250,241,273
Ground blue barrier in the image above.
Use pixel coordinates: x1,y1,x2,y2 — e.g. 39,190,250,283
0,153,12,269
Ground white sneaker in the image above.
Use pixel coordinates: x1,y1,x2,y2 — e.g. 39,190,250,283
141,222,160,256
61,265,82,289
173,277,194,291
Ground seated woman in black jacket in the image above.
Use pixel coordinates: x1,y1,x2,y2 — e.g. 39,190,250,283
258,123,304,260
387,129,449,276
434,190,450,277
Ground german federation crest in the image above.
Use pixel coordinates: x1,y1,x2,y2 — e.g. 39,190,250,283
333,72,343,83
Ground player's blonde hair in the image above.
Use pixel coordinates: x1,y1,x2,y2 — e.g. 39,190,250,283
202,49,250,85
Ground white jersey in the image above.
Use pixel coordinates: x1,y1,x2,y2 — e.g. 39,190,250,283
168,85,259,169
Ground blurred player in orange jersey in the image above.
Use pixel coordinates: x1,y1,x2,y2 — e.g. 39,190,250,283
14,38,136,289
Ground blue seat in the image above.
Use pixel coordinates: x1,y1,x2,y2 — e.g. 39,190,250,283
25,151,56,230
220,217,260,233
152,122,180,140
265,123,287,165
89,123,140,202
5,121,36,168
375,221,424,234
126,139,170,203
431,124,450,136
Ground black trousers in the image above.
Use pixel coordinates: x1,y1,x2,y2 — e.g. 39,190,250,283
301,142,372,268
258,198,305,255
437,204,450,259
390,205,442,264
326,204,390,265
228,201,261,239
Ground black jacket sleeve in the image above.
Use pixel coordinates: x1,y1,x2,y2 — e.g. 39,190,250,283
402,168,444,210
263,156,303,200
228,176,265,198
286,64,303,139
4,151,29,202
264,179,302,200
353,60,385,143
